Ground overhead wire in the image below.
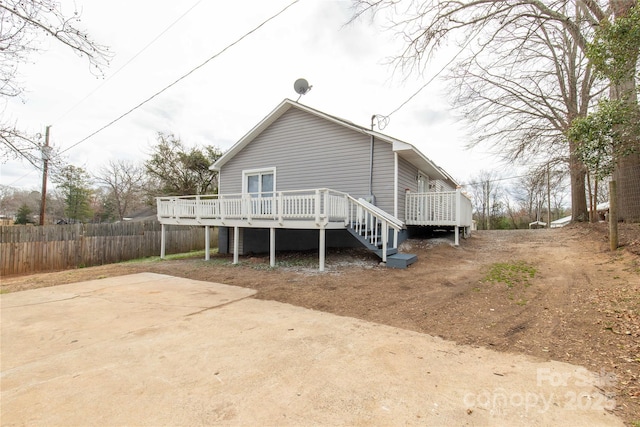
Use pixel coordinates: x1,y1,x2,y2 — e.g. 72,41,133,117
6,0,206,187
60,0,300,155
384,25,483,119
52,0,205,125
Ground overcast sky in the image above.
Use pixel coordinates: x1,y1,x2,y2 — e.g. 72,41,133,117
3,0,494,191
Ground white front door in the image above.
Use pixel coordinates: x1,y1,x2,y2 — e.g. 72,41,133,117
417,173,428,193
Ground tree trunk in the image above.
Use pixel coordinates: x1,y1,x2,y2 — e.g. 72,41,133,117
614,152,640,222
569,139,589,221
611,0,640,223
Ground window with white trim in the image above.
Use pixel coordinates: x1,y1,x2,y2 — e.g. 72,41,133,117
243,168,275,197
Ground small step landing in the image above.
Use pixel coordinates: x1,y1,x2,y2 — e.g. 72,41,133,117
385,253,417,269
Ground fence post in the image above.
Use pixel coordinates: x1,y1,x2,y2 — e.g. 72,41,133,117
609,180,618,251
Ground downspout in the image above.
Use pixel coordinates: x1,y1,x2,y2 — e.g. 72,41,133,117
369,115,375,198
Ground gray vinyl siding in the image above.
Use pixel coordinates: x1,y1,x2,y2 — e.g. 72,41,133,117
220,108,396,214
432,179,455,192
397,156,419,221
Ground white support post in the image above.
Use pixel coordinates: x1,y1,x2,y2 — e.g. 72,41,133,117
270,227,276,267
160,224,166,259
319,226,326,272
204,226,210,261
233,226,239,264
382,222,388,263
455,226,460,246
393,229,398,249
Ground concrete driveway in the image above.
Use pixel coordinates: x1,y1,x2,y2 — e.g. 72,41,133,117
1,273,623,426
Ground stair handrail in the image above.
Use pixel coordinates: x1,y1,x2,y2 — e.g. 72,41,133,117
347,196,404,231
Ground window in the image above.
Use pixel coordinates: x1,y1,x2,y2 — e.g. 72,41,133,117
243,168,276,197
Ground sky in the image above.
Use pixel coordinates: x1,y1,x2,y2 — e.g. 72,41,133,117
3,0,495,192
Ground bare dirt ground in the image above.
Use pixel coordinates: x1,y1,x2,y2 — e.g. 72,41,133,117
2,223,639,424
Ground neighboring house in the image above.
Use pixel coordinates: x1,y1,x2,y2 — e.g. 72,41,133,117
550,216,572,228
157,99,472,270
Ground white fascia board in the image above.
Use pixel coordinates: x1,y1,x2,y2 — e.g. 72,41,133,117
392,140,459,186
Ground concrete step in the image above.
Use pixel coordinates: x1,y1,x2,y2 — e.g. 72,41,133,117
386,253,417,269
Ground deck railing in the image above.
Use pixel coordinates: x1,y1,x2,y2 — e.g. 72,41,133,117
405,189,473,227
158,189,370,224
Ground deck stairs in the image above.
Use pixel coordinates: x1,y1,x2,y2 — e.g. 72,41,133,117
346,198,417,269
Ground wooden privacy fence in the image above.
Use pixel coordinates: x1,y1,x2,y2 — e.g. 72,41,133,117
1,221,217,276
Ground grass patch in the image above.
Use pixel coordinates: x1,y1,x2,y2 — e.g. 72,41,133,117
483,261,537,306
122,249,217,264
483,261,537,288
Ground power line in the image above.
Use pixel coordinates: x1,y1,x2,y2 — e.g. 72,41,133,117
385,26,482,119
53,0,204,125
60,0,300,155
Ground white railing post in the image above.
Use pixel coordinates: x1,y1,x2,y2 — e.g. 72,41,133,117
245,194,252,224
323,189,329,222
315,189,321,225
456,188,462,226
195,196,201,221
344,195,350,226
278,192,284,225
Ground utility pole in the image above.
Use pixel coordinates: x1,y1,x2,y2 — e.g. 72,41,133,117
39,126,51,226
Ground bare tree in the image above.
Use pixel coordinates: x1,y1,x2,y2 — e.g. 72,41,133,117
95,160,146,221
0,0,110,164
448,7,599,222
352,0,639,222
514,170,547,224
467,169,501,230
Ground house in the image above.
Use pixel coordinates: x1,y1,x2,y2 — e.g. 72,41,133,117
550,216,572,228
156,99,473,270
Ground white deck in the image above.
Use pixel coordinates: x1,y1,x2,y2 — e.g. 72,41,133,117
156,188,472,271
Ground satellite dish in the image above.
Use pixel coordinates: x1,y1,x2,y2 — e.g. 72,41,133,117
293,78,312,100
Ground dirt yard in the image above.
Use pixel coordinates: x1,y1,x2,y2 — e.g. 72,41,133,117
2,223,639,424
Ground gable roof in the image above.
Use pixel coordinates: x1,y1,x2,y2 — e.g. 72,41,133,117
211,99,458,186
